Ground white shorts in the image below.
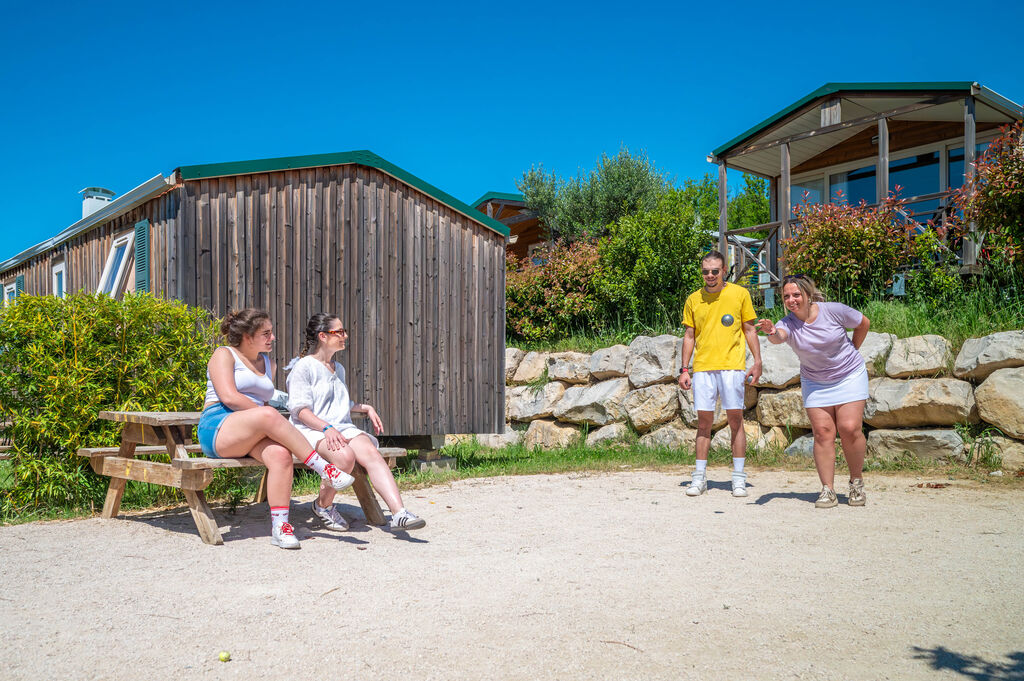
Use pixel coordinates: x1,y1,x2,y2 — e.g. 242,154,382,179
692,370,746,412
300,425,379,450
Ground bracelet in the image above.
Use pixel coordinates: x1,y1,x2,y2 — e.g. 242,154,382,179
322,424,334,432
768,328,777,336
679,367,689,375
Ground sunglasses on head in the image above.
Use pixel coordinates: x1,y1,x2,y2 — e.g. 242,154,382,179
783,274,806,282
701,268,721,276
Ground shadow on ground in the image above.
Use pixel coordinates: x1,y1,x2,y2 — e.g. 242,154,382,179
913,646,1024,680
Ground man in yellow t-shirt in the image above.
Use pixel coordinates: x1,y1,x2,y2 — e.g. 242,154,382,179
677,250,762,497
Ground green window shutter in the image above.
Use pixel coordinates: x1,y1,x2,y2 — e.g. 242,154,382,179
134,219,150,293
15,274,24,297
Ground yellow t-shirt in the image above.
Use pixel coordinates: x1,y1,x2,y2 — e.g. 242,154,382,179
683,282,755,371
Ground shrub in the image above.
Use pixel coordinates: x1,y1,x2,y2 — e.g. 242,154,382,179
505,241,604,342
595,184,715,325
785,192,919,301
0,293,217,511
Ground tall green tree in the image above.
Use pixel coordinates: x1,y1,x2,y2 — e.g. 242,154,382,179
728,173,771,232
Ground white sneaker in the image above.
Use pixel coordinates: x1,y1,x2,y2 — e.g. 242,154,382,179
312,502,349,531
686,474,707,497
389,509,426,531
271,522,301,549
322,463,355,491
732,471,748,497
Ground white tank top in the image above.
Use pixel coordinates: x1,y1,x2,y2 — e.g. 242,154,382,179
204,347,276,406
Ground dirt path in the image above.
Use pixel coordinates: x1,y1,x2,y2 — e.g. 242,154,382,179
1,469,1021,680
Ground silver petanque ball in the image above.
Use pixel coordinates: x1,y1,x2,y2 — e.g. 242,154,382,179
721,314,734,327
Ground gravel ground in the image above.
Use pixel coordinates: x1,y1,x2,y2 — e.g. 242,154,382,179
1,469,1022,681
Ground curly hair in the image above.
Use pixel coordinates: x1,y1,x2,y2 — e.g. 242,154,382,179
220,308,271,347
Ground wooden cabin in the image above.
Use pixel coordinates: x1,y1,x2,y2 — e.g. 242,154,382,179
471,192,545,260
0,151,509,442
709,82,1024,289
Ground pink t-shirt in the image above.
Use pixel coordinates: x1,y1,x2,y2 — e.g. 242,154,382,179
775,302,865,383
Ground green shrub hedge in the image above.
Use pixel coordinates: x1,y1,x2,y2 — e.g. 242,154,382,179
0,293,217,511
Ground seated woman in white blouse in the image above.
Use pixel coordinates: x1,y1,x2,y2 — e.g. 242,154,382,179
285,313,425,531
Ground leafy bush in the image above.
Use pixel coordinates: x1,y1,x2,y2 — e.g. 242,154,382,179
0,293,217,511
505,241,604,342
950,121,1024,270
595,184,715,325
785,192,919,301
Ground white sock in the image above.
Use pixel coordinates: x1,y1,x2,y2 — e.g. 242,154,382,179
303,451,336,479
270,506,289,530
733,457,746,474
695,459,707,475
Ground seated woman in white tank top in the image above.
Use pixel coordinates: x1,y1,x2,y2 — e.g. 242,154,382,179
197,308,355,550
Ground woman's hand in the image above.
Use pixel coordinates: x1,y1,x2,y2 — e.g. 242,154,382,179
322,425,349,452
755,318,776,335
363,406,384,435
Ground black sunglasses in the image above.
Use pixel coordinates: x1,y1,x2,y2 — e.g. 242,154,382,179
783,274,806,281
701,268,721,276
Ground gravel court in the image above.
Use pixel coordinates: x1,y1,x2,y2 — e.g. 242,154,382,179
0,470,1021,681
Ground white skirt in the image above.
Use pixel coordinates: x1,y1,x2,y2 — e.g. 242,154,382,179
801,363,869,408
299,424,379,450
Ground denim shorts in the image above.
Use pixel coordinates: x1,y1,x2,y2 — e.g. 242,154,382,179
198,402,234,458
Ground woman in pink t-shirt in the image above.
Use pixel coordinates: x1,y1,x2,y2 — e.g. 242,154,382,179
755,275,872,509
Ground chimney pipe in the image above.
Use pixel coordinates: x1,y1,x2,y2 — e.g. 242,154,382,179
80,187,116,218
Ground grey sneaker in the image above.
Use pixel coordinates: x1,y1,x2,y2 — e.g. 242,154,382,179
312,502,349,531
731,471,748,497
815,485,838,509
848,478,866,507
389,509,426,531
271,522,301,549
686,473,707,497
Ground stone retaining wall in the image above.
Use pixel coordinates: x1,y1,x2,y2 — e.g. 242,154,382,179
478,330,1024,470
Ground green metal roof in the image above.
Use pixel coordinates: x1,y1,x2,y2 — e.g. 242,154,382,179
469,191,525,208
177,150,509,238
711,81,991,159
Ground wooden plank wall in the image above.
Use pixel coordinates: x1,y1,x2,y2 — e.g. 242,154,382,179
171,165,505,436
2,188,181,298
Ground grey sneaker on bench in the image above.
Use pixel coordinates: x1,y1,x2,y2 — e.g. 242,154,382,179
686,473,707,497
313,502,349,531
815,485,838,509
271,522,301,549
389,509,426,531
322,463,355,491
848,478,866,506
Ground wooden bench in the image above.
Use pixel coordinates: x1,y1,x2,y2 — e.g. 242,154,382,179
77,410,406,545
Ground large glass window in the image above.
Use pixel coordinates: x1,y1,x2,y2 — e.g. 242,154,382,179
97,233,134,296
889,152,940,222
830,164,876,205
948,142,992,191
52,260,67,298
790,178,824,209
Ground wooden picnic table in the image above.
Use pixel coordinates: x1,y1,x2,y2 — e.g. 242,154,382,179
79,410,402,545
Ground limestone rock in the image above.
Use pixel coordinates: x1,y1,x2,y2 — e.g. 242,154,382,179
986,436,1024,470
627,334,683,388
443,433,473,447
553,378,630,426
506,382,567,422
975,367,1024,439
622,384,680,432
678,387,728,429
638,419,698,450
523,419,581,450
756,388,811,429
784,434,842,458
476,425,525,449
747,337,800,389
885,335,952,378
505,347,525,383
590,344,629,380
867,429,965,461
852,331,897,377
863,378,978,428
511,351,549,385
586,423,633,448
710,420,764,451
744,383,758,410
547,352,592,384
953,330,1024,381
760,426,790,450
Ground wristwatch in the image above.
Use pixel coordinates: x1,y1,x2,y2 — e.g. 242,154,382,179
679,367,689,376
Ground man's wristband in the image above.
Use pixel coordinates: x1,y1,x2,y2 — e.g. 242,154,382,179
322,424,334,432
679,367,689,375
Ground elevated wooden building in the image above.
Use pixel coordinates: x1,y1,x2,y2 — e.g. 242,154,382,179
0,151,508,440
709,82,1024,288
471,191,544,260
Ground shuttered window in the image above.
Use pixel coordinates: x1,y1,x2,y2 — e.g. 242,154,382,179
134,219,150,293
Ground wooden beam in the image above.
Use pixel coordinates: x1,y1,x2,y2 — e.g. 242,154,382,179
877,118,890,202
723,94,962,159
501,211,537,226
821,98,841,127
962,95,978,268
718,162,727,257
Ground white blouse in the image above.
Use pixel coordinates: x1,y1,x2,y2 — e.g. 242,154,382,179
286,355,369,442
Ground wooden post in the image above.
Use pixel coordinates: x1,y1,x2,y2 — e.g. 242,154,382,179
877,118,890,202
963,95,978,269
768,177,779,285
718,162,728,262
779,144,791,278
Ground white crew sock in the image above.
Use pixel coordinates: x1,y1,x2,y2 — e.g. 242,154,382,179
270,506,289,531
303,450,339,480
733,457,746,474
694,459,708,475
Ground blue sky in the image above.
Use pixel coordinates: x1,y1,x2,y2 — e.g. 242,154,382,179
2,0,1022,260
